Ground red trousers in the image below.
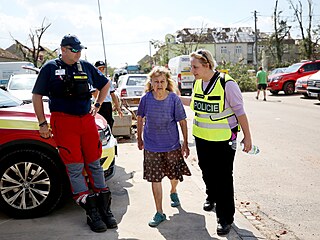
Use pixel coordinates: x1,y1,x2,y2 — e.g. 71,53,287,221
50,112,106,199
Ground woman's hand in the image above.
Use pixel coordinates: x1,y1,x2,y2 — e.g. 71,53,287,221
137,137,144,150
181,142,190,158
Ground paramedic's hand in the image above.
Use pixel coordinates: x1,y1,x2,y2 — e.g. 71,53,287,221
90,105,100,116
39,124,52,139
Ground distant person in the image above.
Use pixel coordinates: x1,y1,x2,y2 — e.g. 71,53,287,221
94,60,123,130
32,34,117,233
136,66,191,227
179,49,253,236
256,66,267,101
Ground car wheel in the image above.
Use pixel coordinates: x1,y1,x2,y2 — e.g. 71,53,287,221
283,82,295,95
0,149,65,218
303,93,309,98
270,90,279,95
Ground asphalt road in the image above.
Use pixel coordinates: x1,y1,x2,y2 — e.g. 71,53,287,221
232,92,320,240
0,91,319,240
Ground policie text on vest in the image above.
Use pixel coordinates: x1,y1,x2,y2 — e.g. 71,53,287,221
194,100,219,113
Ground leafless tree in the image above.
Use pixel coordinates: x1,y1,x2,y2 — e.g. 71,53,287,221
269,0,292,65
288,0,314,59
12,18,56,67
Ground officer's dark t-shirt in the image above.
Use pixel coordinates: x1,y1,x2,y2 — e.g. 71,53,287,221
32,58,108,115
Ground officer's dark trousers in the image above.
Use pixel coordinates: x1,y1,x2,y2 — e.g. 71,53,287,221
98,102,114,130
195,136,236,224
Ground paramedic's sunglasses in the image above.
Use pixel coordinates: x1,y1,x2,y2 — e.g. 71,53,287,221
197,50,209,63
66,47,81,53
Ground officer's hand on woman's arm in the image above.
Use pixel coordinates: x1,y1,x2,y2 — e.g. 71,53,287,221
179,96,192,106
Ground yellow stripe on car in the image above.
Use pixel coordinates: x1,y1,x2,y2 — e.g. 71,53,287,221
101,145,115,169
0,119,38,130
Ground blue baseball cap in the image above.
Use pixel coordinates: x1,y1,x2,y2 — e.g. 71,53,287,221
60,34,87,50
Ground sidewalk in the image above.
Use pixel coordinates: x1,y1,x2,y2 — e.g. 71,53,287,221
108,138,266,240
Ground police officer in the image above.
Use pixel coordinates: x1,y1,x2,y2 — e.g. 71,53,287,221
32,34,117,233
180,49,253,236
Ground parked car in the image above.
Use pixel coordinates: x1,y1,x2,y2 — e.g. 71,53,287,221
268,60,320,95
295,71,320,98
307,70,320,101
269,67,287,75
113,68,127,86
6,74,38,103
116,74,148,107
0,88,117,218
0,61,35,90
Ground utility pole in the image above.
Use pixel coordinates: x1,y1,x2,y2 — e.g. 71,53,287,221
254,10,258,72
97,0,107,74
149,40,153,68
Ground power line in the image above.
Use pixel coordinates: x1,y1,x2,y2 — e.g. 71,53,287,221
231,16,253,25
254,10,258,71
97,0,107,71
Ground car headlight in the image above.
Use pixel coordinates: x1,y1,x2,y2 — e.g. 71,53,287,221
98,125,111,146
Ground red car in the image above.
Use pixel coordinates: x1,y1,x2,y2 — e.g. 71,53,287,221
268,60,320,95
0,89,117,219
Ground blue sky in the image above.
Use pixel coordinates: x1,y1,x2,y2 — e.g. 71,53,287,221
0,0,319,67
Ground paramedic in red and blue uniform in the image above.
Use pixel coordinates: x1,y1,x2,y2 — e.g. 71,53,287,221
32,34,117,233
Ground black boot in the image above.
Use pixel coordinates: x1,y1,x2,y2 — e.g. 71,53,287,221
203,200,215,211
80,193,107,232
97,190,118,228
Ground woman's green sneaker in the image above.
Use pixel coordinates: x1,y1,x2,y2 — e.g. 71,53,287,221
148,212,166,227
170,192,180,207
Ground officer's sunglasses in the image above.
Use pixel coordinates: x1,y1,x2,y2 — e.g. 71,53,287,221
197,50,209,63
66,47,81,53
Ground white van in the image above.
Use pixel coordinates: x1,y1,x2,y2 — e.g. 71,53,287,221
0,61,35,89
168,55,194,95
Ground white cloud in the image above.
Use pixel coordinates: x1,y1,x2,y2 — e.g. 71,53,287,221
1,0,318,67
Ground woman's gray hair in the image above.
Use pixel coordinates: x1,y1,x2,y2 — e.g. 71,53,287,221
145,66,176,92
190,49,218,70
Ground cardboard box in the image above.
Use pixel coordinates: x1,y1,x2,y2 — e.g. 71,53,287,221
112,111,132,137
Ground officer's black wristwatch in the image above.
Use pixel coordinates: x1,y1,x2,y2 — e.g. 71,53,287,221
94,102,101,108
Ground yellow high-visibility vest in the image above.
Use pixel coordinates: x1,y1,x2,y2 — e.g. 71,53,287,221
190,74,236,141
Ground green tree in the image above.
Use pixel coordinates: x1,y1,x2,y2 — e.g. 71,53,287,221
217,63,256,92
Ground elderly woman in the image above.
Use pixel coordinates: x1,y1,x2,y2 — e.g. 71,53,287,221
136,66,191,227
180,49,253,236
